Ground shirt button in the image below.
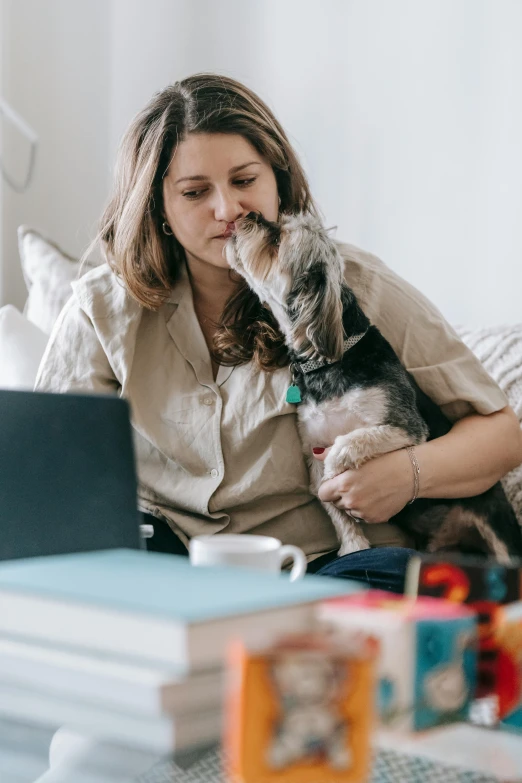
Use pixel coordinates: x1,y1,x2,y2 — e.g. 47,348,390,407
202,396,214,406
210,468,219,478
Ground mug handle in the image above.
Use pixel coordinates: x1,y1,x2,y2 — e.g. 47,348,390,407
277,545,307,581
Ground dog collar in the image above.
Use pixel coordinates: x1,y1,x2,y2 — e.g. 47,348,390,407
295,331,368,375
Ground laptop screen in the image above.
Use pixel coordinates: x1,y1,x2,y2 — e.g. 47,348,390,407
0,390,142,561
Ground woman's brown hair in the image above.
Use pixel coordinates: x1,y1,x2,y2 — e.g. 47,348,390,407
93,73,318,370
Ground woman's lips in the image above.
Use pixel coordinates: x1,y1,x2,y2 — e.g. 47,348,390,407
221,222,236,238
213,222,236,240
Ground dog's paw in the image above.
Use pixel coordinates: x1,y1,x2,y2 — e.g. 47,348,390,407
337,542,354,556
323,439,356,480
323,432,373,479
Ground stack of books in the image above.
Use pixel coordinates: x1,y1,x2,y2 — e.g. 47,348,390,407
0,548,357,756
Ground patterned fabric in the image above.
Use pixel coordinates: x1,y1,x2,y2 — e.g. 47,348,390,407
139,747,508,783
455,324,522,527
140,748,225,783
372,748,504,783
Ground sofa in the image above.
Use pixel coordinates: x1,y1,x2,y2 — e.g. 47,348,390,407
1,225,522,528
2,226,522,783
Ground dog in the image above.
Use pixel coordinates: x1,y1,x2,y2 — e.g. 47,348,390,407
225,211,522,564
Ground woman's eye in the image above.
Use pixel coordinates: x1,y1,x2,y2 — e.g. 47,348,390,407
183,189,206,200
182,178,256,200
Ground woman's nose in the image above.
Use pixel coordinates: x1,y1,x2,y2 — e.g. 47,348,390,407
213,188,245,223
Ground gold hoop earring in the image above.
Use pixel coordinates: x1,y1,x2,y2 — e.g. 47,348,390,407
162,221,174,236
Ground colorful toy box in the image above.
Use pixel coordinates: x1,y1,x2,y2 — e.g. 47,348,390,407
317,591,477,732
225,632,377,783
406,553,522,698
494,600,522,727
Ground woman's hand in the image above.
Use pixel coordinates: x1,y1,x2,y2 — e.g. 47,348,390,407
312,447,413,523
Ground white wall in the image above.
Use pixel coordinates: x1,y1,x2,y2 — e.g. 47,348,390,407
108,0,522,328
0,0,111,308
2,0,522,327
108,0,268,161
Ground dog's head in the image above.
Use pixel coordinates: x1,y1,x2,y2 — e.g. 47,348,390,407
225,212,344,361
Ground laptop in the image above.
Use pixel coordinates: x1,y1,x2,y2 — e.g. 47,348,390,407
0,390,142,561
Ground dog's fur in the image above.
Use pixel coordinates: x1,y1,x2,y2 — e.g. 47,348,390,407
225,211,522,564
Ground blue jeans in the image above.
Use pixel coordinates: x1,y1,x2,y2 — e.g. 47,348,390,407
306,546,416,594
144,514,415,595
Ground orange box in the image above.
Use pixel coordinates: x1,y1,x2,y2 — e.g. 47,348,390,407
225,633,376,783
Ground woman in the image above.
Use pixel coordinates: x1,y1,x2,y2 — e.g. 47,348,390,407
35,74,522,592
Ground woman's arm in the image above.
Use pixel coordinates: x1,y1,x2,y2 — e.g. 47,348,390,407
314,406,522,524
320,246,521,527
416,406,522,498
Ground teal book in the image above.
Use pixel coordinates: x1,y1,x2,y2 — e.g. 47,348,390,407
0,549,358,670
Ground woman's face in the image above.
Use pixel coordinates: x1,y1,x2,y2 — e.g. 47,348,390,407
163,132,279,270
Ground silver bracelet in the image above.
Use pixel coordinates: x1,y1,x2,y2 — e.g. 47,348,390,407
406,446,420,504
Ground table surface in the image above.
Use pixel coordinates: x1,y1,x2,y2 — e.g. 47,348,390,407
142,752,478,783
2,719,522,783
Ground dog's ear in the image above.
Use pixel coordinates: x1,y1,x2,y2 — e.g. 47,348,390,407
288,261,344,361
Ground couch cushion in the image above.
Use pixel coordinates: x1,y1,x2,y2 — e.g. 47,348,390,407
456,324,522,526
0,305,49,389
18,225,97,335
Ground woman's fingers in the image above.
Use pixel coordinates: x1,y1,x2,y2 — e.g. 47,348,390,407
312,447,360,512
317,472,352,504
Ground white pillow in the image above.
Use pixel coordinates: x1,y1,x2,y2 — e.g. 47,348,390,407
0,305,49,389
456,323,522,527
17,226,92,335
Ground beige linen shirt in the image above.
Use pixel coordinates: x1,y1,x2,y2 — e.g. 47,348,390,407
35,242,509,557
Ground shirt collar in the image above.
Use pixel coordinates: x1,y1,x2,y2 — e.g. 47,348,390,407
167,258,190,306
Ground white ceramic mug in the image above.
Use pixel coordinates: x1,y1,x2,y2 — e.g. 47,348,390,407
189,534,307,582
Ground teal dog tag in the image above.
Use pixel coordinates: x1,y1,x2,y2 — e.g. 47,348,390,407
286,384,301,404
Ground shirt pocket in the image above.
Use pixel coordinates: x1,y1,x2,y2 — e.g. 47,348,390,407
158,394,218,474
161,393,216,424
262,365,296,418
220,363,295,439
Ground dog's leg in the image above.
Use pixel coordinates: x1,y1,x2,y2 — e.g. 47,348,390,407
426,509,475,554
472,517,511,564
309,458,370,555
319,425,413,556
326,503,371,555
427,507,511,565
323,425,417,479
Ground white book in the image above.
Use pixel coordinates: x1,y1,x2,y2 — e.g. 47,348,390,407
0,638,223,717
0,682,222,754
0,550,355,669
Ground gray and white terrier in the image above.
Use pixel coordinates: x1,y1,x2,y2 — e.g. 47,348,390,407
225,211,522,563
